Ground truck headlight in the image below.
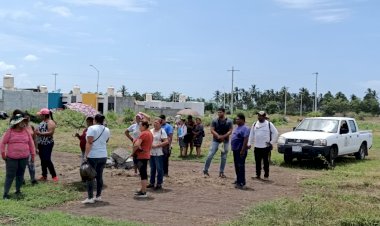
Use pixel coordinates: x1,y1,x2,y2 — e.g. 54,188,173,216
313,139,327,146
277,136,286,145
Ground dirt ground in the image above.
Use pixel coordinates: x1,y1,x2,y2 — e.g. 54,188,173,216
30,151,318,226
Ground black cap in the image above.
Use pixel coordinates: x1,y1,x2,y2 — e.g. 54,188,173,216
159,115,166,120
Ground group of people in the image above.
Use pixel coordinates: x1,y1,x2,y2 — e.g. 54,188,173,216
177,115,205,157
203,108,278,189
1,108,58,200
1,106,279,202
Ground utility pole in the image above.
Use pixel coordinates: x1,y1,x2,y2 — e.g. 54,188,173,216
313,72,319,112
284,87,288,115
52,73,58,92
300,93,303,117
227,66,240,114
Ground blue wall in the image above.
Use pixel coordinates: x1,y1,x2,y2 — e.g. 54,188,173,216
48,93,63,109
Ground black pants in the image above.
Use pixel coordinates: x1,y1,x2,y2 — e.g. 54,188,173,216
3,158,28,197
87,158,107,199
233,150,247,186
162,146,171,175
38,143,57,178
137,159,148,180
254,147,270,178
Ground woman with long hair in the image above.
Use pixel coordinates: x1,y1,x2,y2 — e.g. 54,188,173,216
35,108,58,182
82,114,110,204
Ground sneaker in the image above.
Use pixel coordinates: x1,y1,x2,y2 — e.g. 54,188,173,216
3,194,10,200
263,176,269,180
94,196,102,202
235,184,247,190
15,191,22,195
203,170,210,177
146,184,155,189
52,176,59,182
164,174,169,177
219,173,226,178
154,185,162,191
81,198,95,204
134,191,147,198
31,179,38,185
232,181,237,185
38,176,47,181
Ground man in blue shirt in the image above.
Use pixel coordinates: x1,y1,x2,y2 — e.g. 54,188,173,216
231,113,250,189
160,115,174,177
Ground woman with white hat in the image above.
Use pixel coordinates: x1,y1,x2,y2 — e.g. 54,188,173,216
1,113,35,200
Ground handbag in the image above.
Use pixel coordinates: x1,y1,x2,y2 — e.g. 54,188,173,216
80,161,97,181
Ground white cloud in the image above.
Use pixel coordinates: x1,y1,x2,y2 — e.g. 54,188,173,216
0,9,34,21
0,61,16,71
35,2,73,17
274,0,351,23
62,0,155,12
50,6,72,17
23,54,39,62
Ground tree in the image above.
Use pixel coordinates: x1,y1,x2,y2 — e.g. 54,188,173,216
168,91,181,102
118,85,128,97
132,91,144,101
213,90,221,105
152,91,164,101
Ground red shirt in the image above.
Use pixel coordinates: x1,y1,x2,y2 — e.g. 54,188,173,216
79,128,88,152
135,130,153,160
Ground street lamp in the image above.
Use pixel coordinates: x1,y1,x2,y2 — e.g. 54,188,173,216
89,64,100,93
313,72,318,112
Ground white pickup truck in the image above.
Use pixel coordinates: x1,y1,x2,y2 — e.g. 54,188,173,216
277,117,373,165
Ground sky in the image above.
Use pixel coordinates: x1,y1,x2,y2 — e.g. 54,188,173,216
0,0,379,100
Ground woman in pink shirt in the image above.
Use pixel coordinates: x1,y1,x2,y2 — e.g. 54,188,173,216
1,113,35,200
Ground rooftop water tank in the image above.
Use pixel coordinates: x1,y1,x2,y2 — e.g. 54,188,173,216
3,74,14,90
145,93,152,101
107,86,115,96
40,85,48,93
73,85,80,95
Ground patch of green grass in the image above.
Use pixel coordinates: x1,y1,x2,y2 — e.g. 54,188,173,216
0,201,141,226
0,173,142,226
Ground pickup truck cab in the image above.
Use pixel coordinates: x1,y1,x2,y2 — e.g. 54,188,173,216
277,117,373,165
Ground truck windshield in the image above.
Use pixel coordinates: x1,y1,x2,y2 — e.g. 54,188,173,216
295,119,339,133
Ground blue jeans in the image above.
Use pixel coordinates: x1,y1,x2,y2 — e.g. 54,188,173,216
233,150,247,186
203,140,229,174
3,158,28,198
150,155,164,185
27,155,36,181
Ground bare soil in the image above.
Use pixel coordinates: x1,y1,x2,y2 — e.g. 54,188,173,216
41,151,319,226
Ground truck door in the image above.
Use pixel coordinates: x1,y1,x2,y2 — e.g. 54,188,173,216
348,120,360,153
338,120,350,154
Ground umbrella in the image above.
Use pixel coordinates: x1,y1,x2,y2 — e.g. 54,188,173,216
176,109,200,116
64,103,98,117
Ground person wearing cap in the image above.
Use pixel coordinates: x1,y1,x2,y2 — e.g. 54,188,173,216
248,111,278,180
35,108,58,182
159,115,173,177
1,113,35,199
203,107,233,178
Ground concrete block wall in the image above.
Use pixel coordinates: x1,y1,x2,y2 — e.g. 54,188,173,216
0,89,48,111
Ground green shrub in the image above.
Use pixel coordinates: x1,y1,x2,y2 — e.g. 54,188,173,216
53,110,87,129
123,108,135,124
307,111,323,117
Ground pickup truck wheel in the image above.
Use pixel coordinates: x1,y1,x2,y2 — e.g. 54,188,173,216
355,143,367,160
284,155,293,164
327,146,337,167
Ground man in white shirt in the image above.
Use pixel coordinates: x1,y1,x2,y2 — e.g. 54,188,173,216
248,111,278,180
